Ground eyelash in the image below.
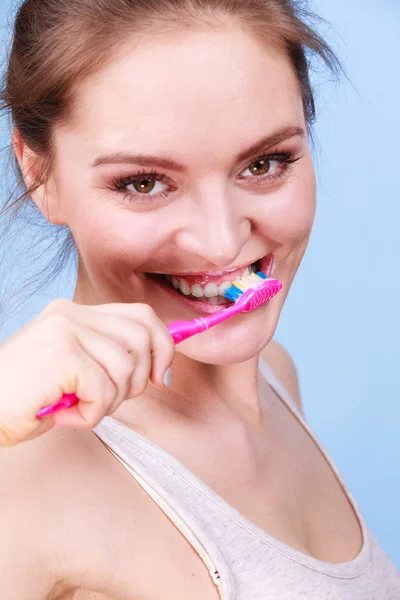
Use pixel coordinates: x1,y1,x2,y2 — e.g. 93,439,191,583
238,151,302,186
109,151,302,204
110,170,172,205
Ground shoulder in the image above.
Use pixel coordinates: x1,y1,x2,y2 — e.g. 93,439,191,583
260,339,304,415
0,426,111,597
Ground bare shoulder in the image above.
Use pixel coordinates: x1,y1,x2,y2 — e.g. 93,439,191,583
261,339,304,415
0,427,111,598
0,424,156,599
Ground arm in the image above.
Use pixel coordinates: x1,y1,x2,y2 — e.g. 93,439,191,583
261,339,304,416
0,442,60,599
0,544,50,600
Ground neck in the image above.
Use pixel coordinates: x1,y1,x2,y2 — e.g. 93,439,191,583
172,352,262,416
115,352,266,431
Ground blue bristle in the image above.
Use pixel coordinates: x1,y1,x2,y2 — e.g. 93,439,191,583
222,271,269,302
223,287,242,302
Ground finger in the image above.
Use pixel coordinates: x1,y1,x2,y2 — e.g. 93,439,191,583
87,304,175,384
74,327,136,414
24,417,55,442
52,404,92,428
122,322,152,400
38,300,175,385
56,342,118,428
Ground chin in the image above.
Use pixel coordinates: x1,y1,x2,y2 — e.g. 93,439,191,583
175,299,282,365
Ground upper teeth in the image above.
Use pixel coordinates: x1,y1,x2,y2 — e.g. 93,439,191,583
166,266,254,297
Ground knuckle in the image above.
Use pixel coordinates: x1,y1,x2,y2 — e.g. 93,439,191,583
44,314,76,341
133,326,151,351
136,303,156,320
129,376,148,398
84,382,116,427
43,298,71,315
102,379,117,405
115,354,135,382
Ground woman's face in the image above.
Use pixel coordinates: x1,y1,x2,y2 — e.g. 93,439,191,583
49,23,316,364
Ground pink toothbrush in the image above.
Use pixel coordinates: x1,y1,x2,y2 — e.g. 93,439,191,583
36,273,281,419
167,272,281,343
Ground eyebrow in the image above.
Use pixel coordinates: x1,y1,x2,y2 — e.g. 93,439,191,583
92,125,305,171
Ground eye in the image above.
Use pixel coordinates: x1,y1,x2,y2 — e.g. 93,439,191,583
109,170,175,206
237,151,302,188
241,158,281,178
126,176,169,196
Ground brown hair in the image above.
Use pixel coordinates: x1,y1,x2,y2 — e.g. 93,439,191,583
0,0,340,319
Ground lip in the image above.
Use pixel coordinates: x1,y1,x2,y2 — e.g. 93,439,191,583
149,252,276,286
260,253,276,278
164,263,255,277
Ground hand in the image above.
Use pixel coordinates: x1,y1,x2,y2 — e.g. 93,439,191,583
0,299,174,447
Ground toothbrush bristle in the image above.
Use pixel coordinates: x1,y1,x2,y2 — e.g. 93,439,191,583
223,287,243,302
223,271,268,302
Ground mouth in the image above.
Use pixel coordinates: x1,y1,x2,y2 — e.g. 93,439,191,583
147,253,276,315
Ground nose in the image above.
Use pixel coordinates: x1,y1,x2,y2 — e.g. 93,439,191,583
174,190,252,268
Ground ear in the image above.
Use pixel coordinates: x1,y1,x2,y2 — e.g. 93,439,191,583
12,128,65,225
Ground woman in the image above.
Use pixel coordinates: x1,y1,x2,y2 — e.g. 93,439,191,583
0,0,399,598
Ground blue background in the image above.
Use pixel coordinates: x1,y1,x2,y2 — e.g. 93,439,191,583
0,0,399,567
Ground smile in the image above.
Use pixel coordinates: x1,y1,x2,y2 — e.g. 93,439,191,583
164,261,260,303
147,253,276,310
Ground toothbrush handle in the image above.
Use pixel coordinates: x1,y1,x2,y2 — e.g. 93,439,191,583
167,318,209,344
36,393,79,418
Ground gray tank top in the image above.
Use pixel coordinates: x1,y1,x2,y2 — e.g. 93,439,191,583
93,359,400,599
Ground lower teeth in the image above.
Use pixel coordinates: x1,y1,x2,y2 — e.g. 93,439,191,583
205,296,222,305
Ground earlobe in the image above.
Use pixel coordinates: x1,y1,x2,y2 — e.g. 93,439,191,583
12,128,65,225
36,176,66,226
12,128,38,190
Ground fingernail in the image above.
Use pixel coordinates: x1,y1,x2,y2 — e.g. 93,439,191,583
163,368,171,387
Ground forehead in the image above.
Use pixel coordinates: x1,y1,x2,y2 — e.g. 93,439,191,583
64,25,305,159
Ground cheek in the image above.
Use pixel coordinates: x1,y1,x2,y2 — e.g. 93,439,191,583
68,200,162,271
258,170,316,246
53,159,164,269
